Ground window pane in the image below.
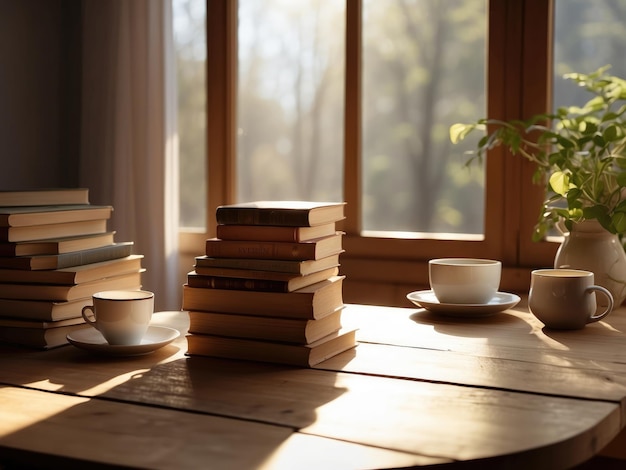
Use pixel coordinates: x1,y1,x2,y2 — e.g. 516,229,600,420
237,0,345,202
362,0,487,234
553,0,626,109
174,0,207,228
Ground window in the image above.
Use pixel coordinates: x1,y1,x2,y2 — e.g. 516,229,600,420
179,0,625,306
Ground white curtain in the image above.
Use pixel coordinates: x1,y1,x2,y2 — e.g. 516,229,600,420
79,0,180,311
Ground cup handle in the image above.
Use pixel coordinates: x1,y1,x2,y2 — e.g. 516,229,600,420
586,285,614,323
82,305,98,328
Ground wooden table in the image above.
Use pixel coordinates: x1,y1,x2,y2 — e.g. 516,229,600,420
1,301,626,469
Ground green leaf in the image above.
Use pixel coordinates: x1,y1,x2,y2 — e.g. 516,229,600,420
603,125,618,142
613,212,626,233
556,136,575,148
549,171,570,195
593,134,606,147
617,172,626,188
450,123,474,144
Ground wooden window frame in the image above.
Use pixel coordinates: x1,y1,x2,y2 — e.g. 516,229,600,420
179,0,559,307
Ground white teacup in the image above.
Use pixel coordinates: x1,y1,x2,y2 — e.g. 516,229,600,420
429,258,501,304
82,290,154,345
529,269,613,329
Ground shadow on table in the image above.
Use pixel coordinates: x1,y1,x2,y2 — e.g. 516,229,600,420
0,350,350,468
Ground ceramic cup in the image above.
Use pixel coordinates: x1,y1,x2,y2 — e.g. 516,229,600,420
528,269,613,329
82,290,154,345
429,258,501,304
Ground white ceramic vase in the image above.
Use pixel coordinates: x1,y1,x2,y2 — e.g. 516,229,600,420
554,219,626,306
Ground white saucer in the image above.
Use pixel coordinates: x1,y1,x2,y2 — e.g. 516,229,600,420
67,325,180,356
407,290,521,317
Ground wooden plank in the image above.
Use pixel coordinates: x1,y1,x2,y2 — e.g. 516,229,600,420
0,387,437,469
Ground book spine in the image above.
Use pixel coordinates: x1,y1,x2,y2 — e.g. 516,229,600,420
187,274,289,293
215,208,311,226
195,257,305,273
54,243,133,269
205,239,314,260
216,225,300,242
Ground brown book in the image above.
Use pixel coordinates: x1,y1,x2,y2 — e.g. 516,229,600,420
0,232,116,257
188,308,343,344
215,201,346,227
0,297,93,321
186,267,339,293
0,270,143,301
186,327,357,367
0,242,134,270
205,232,343,261
0,255,144,285
0,219,108,242
216,222,336,242
182,275,345,320
0,323,90,349
195,254,341,276
0,205,112,227
0,316,85,329
0,188,89,207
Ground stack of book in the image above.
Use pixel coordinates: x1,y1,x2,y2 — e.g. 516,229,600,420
182,201,357,367
0,188,144,349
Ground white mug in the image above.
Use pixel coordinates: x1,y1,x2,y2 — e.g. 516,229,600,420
429,258,501,304
528,269,613,329
82,290,154,345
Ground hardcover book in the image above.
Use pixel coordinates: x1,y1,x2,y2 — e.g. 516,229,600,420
0,205,112,227
0,219,108,242
0,255,144,285
0,188,89,207
0,242,134,270
215,201,346,227
205,232,343,261
0,297,93,322
182,275,345,320
216,222,336,242
0,270,143,301
0,323,90,349
187,307,343,344
0,232,116,257
186,266,339,293
194,254,341,276
187,267,339,292
185,327,357,367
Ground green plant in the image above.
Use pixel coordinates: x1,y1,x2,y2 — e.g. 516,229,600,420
450,66,626,241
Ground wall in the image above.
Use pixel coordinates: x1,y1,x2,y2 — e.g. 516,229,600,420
0,0,81,189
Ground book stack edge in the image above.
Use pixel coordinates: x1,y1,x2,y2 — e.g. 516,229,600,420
0,188,145,349
182,200,357,367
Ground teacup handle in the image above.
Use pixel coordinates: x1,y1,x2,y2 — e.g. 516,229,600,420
82,305,98,329
586,285,614,323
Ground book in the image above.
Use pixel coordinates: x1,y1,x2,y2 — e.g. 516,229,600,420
195,253,341,276
185,327,357,367
0,242,134,270
0,219,108,242
0,232,116,257
0,255,144,285
0,205,112,227
0,316,85,329
0,297,93,321
205,232,343,261
0,323,90,349
0,188,89,207
0,270,144,301
182,275,345,319
186,266,339,293
215,201,346,227
187,307,343,344
216,222,336,242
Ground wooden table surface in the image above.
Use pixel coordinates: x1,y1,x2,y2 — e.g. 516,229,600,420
1,301,626,469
